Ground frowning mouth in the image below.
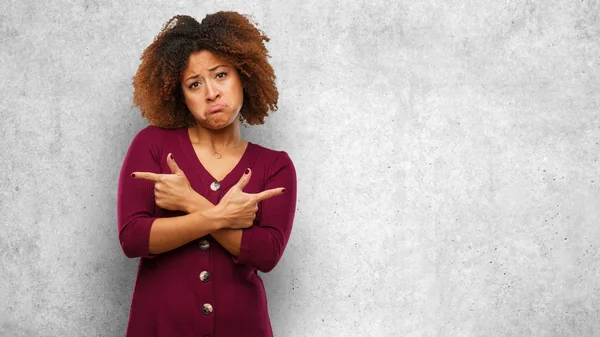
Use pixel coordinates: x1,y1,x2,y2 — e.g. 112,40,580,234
207,103,226,114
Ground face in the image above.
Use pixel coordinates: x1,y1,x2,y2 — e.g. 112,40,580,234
180,50,244,130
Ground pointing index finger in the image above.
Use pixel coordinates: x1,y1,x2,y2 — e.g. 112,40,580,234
131,172,162,182
254,187,286,202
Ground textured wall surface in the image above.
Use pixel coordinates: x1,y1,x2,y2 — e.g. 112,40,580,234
1,0,599,336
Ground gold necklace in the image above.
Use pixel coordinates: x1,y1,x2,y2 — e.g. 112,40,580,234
212,141,244,159
193,128,244,159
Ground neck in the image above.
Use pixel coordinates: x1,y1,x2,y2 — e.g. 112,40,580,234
191,119,244,150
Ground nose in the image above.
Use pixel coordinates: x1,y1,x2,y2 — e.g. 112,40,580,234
205,81,220,101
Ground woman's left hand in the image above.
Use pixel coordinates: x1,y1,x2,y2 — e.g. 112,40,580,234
132,153,208,213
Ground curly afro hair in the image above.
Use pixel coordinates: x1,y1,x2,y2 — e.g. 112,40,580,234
132,12,278,128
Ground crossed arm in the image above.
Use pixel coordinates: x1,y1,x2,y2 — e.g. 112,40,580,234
117,132,296,272
180,192,245,257
165,173,247,257
124,154,283,257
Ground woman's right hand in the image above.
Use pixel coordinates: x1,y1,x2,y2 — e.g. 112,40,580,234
212,168,286,229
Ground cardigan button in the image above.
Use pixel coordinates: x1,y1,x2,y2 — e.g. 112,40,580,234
198,239,210,250
210,181,221,191
199,271,211,282
202,303,213,315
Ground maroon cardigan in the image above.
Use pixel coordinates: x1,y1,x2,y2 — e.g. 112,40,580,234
117,126,297,337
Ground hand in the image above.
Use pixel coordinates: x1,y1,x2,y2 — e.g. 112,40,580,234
212,168,286,229
132,153,205,212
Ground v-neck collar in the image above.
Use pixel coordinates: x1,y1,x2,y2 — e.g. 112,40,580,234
179,127,255,189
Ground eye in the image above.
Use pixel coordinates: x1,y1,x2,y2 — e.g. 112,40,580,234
188,81,200,89
216,72,227,79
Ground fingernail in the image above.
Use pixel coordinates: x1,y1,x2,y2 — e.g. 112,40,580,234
245,168,250,174
282,188,286,193
169,154,174,160
131,173,136,178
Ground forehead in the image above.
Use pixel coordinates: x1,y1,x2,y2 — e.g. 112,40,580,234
183,50,229,74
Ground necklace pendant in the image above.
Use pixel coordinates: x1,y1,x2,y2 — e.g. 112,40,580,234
214,152,222,159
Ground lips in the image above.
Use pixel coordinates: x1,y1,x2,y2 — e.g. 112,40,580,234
207,103,226,114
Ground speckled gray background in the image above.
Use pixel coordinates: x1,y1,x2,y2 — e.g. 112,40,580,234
1,0,599,336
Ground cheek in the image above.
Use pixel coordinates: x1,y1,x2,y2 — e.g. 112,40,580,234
231,83,244,106
183,91,205,112
237,86,244,102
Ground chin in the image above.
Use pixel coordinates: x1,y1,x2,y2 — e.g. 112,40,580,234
205,117,236,130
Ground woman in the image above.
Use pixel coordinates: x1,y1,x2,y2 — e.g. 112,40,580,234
116,12,297,337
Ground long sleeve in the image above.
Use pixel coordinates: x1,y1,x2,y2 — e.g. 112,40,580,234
233,151,297,272
116,126,162,258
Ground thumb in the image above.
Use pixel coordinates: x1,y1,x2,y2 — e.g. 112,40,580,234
234,168,252,191
167,153,184,175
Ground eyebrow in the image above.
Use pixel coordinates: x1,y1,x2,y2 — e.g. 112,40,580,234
184,65,228,82
208,64,227,71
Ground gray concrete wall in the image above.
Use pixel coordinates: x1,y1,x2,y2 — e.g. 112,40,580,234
1,0,599,336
